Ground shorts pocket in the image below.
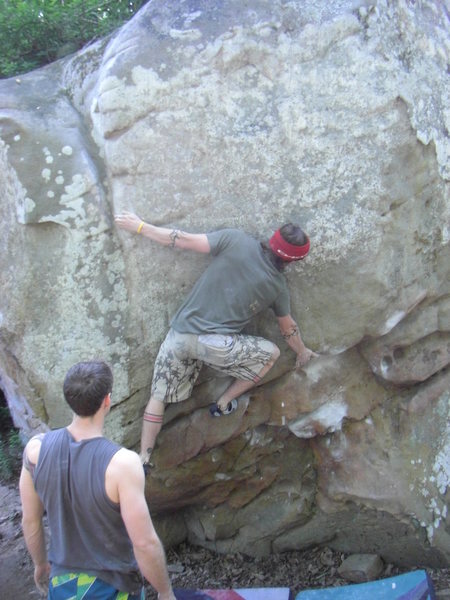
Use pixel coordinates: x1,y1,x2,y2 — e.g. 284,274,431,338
198,334,234,349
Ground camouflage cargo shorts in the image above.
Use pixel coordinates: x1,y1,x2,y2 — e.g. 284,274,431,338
151,328,276,403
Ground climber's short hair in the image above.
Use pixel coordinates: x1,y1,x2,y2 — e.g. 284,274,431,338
279,223,309,247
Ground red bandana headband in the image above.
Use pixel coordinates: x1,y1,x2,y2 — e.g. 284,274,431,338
269,229,310,261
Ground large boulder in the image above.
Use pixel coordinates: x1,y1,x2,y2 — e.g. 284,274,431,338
0,0,448,566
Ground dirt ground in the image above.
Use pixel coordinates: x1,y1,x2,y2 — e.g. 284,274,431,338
1,481,448,599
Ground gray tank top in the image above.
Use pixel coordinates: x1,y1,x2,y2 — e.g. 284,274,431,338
33,428,142,594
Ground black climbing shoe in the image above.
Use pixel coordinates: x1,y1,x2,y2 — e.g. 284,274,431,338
209,399,238,417
143,461,154,476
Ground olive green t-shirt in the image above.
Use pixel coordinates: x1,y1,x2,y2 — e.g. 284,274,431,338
170,229,290,334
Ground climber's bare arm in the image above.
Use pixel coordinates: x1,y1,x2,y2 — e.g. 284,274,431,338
114,211,210,253
277,314,318,367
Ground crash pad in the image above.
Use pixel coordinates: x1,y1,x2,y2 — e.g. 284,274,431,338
174,588,292,599
295,569,435,599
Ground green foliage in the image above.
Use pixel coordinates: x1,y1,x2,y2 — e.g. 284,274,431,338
0,429,22,482
0,0,147,78
0,405,23,483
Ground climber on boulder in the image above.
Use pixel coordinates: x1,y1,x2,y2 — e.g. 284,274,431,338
114,212,318,472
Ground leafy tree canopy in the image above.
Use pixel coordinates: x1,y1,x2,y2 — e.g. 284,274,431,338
0,0,147,78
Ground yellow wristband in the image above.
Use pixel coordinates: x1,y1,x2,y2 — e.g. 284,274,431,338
137,221,144,234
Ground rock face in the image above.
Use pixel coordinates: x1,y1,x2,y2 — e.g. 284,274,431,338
0,0,449,567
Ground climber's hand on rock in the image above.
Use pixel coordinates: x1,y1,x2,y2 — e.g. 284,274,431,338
296,348,319,368
114,211,143,233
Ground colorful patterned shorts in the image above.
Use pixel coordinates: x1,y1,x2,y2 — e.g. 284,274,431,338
151,328,277,403
48,573,144,600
